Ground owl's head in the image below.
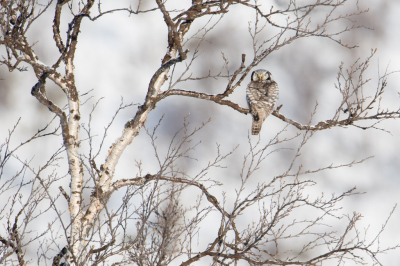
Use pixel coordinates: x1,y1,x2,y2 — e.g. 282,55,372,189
251,69,272,82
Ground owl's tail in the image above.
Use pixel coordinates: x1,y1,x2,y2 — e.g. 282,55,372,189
251,119,263,135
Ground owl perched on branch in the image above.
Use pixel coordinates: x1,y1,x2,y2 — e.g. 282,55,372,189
246,69,279,135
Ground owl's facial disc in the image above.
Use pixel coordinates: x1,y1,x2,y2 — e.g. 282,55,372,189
252,70,271,81
259,74,267,81
252,72,258,81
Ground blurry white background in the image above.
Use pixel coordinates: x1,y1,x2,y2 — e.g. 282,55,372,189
0,0,399,265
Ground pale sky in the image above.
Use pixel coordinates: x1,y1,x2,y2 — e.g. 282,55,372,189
1,1,399,265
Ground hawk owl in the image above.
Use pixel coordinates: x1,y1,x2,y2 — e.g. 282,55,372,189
246,69,279,135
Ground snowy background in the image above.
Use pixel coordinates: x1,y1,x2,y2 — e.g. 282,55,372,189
1,0,399,265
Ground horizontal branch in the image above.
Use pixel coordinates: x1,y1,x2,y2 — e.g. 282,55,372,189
160,89,248,113
273,107,400,131
160,88,400,132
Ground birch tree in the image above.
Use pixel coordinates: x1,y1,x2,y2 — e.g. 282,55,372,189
0,1,399,265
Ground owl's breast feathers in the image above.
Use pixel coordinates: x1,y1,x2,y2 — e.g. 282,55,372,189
248,81,278,101
247,81,279,120
266,81,279,98
246,70,279,135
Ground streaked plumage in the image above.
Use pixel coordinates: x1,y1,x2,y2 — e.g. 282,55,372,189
246,69,279,135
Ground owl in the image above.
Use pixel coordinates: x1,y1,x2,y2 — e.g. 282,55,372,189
246,69,279,135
